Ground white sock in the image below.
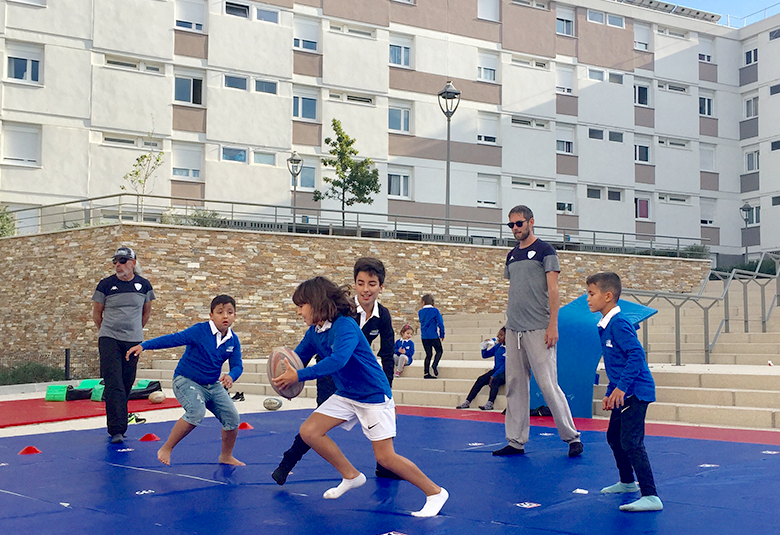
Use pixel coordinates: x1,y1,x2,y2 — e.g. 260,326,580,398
411,488,449,518
323,472,366,499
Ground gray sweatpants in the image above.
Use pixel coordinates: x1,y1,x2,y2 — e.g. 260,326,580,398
504,328,580,448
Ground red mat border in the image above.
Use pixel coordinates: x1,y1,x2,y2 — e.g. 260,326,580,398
0,397,180,428
396,405,780,446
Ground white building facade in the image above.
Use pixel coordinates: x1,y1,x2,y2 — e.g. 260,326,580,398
1,0,779,266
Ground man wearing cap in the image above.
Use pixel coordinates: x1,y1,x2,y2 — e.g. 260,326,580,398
92,247,155,444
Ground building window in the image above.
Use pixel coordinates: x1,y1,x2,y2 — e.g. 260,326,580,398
607,14,624,28
225,2,249,18
556,6,574,36
770,29,780,41
587,10,605,24
699,36,713,62
294,18,319,51
635,198,650,219
478,51,499,82
389,39,411,67
224,75,248,90
699,94,713,116
6,42,43,84
513,177,549,190
255,80,277,94
588,68,604,81
512,116,548,129
253,151,275,165
296,165,316,189
172,142,203,180
745,47,758,66
608,72,623,84
634,23,650,51
772,196,780,206
609,131,623,143
700,197,715,225
745,96,758,118
744,205,760,225
556,126,574,154
661,83,688,94
588,128,604,140
2,123,40,165
176,0,205,31
477,175,499,206
771,140,780,151
556,184,575,213
293,89,318,120
746,149,759,172
587,187,601,199
634,84,649,106
607,189,622,201
222,147,247,162
556,66,574,94
175,75,203,105
771,84,780,95
477,0,500,22
659,27,687,39
256,8,278,23
388,105,411,132
635,137,651,162
477,113,499,144
700,144,715,171
388,169,411,198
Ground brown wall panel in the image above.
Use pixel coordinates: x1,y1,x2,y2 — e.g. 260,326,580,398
292,121,322,146
556,35,577,58
173,105,206,133
699,62,717,82
634,50,654,71
388,0,498,41
635,164,655,184
323,0,388,27
263,0,295,7
293,50,322,77
171,180,205,206
556,154,578,176
578,13,635,72
388,134,501,166
388,199,502,227
390,0,448,33
635,106,654,128
389,68,500,105
636,220,656,240
700,171,719,191
174,30,208,59
701,226,720,246
557,213,579,231
700,116,718,137
556,94,578,116
502,1,556,57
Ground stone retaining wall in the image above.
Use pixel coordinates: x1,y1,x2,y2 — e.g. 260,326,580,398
0,223,709,373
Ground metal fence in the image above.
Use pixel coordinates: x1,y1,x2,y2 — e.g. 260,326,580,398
7,193,705,256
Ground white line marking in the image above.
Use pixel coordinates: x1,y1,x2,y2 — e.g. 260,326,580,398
107,463,228,485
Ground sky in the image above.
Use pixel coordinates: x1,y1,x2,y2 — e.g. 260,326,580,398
669,0,780,25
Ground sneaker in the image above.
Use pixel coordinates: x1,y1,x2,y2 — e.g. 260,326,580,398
424,374,437,379
492,445,524,456
456,401,470,409
394,371,401,377
231,392,245,402
272,464,292,485
127,413,146,424
110,434,124,444
479,401,494,411
568,441,584,457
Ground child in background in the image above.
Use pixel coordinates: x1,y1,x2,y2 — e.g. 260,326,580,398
393,324,415,377
125,295,244,467
456,327,506,411
586,271,662,512
418,294,445,379
272,276,449,517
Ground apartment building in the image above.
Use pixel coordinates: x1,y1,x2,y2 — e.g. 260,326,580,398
1,0,778,266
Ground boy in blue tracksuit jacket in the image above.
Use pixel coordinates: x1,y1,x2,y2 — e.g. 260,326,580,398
586,272,662,513
126,295,244,467
456,327,506,411
418,294,445,378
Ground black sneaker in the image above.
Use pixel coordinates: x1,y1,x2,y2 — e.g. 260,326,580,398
423,374,437,379
110,434,124,444
568,441,584,457
492,445,524,456
232,392,245,402
128,413,146,424
272,464,292,485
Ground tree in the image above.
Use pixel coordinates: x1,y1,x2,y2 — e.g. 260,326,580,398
120,127,164,220
0,206,15,237
314,119,380,227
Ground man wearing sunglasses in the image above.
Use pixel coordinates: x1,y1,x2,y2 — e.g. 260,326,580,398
92,247,155,444
493,206,583,458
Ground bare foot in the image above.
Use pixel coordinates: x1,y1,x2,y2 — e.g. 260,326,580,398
219,455,246,466
158,447,172,466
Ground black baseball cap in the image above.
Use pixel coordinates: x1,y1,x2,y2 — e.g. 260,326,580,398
113,247,136,260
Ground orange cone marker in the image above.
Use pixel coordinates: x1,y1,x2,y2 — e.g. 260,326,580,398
19,446,42,455
139,433,161,442
238,422,254,430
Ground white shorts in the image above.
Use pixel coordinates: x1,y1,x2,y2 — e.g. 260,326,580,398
315,394,397,442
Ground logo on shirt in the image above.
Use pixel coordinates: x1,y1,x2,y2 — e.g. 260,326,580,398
227,346,234,352
369,329,379,336
606,340,613,348
134,283,143,291
110,286,118,291
527,250,536,259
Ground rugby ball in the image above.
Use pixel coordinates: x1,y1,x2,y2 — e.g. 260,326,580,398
148,391,166,404
263,397,283,411
267,346,305,400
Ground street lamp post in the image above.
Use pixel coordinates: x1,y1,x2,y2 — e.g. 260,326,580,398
437,81,461,239
740,202,752,263
287,151,303,233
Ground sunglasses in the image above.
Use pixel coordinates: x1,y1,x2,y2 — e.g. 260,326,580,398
112,258,130,264
506,220,528,229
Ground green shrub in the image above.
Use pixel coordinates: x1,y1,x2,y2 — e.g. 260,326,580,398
0,206,15,237
0,362,66,385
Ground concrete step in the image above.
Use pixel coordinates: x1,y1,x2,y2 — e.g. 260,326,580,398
593,400,780,429
594,383,780,409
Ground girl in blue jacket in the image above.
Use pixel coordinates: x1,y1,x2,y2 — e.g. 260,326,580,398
393,324,416,377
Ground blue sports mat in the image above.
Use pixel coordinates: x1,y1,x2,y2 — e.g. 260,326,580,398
1,409,779,535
